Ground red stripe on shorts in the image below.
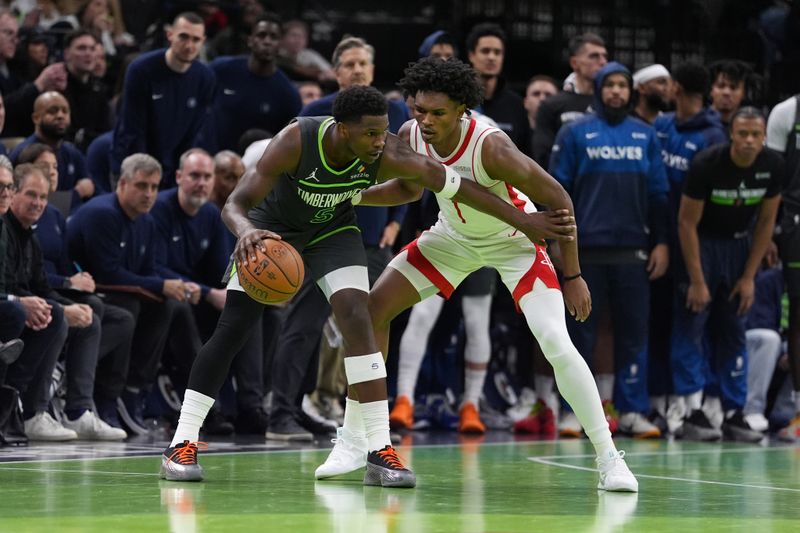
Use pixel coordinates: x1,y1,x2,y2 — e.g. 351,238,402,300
402,240,456,299
511,244,560,312
452,200,467,223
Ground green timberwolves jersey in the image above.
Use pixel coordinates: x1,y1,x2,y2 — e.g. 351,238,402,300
250,116,382,229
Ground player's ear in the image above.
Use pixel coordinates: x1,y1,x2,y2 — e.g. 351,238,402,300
456,103,467,117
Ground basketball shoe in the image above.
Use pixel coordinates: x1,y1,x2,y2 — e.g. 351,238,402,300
596,450,638,492
315,427,368,479
364,445,416,488
160,440,207,482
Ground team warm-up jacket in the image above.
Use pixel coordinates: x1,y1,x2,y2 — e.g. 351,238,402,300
549,62,669,250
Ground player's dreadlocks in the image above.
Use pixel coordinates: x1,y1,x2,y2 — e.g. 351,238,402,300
332,85,389,123
398,57,483,110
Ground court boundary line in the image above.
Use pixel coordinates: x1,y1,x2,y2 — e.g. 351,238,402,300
528,448,800,493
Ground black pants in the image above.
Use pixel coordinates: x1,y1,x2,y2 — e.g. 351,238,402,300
102,294,177,392
5,302,69,415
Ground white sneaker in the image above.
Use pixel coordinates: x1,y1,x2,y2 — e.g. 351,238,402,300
596,450,638,492
63,410,127,440
315,427,368,479
743,413,769,433
618,412,661,438
24,411,78,441
702,395,724,429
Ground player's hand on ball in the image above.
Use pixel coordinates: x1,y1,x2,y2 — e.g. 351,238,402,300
564,276,591,322
522,209,576,244
235,228,282,267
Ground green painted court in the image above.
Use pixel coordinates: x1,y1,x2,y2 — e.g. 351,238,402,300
1,436,798,532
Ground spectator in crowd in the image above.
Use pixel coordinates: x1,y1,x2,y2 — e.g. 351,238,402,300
210,150,244,211
67,153,188,435
672,107,781,442
76,0,135,58
417,30,457,60
203,13,301,153
207,0,265,59
767,91,800,441
277,20,335,83
5,162,126,440
534,33,608,165
550,61,668,438
1,163,70,441
297,81,322,108
708,59,751,129
301,36,410,132
18,142,135,432
523,75,558,157
62,29,111,152
10,91,92,206
465,23,528,154
0,8,67,137
111,11,214,189
652,62,727,430
631,64,671,124
0,161,62,434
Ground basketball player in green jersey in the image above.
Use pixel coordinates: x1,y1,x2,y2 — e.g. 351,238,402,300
160,85,576,488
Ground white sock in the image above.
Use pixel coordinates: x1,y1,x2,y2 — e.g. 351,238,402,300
397,296,444,401
534,374,555,406
794,390,800,414
360,399,391,452
463,368,486,407
343,397,366,438
170,389,215,447
686,391,703,411
595,373,614,402
520,290,616,458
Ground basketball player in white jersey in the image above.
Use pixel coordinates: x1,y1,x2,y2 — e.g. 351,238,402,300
315,57,638,491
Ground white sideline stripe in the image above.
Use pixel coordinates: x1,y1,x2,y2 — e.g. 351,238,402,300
0,466,157,477
528,448,800,493
532,446,792,460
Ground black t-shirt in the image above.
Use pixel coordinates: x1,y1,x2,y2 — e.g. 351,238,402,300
683,143,783,238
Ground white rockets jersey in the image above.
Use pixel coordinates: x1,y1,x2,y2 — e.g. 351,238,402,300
410,116,537,240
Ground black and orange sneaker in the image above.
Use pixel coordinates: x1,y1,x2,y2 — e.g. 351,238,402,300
364,445,416,488
160,440,208,482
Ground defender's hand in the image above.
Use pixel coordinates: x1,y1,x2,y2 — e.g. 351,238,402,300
520,209,576,245
563,276,591,322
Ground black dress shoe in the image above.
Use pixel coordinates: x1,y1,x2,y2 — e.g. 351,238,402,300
202,408,234,436
234,406,269,434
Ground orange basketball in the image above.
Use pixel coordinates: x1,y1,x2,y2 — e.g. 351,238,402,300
237,239,304,304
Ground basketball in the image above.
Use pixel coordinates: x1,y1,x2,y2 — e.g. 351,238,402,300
237,239,304,305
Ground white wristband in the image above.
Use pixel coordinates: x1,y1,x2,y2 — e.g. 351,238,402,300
439,165,461,199
351,191,363,205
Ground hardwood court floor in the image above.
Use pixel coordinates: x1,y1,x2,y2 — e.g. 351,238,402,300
0,432,798,532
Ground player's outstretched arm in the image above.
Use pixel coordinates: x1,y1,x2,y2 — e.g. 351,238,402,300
223,123,299,266
378,135,576,243
481,133,591,321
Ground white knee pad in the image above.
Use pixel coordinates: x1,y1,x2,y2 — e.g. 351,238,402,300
344,352,387,384
519,290,575,365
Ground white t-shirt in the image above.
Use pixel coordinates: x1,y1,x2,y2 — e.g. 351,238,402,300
766,95,797,153
242,138,272,172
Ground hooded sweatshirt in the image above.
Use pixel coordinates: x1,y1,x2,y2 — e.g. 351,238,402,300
549,62,669,250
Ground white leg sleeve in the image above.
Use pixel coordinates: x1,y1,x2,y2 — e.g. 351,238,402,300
462,295,492,365
396,295,445,400
520,289,614,454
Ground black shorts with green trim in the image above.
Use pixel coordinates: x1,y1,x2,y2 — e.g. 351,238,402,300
222,210,367,285
779,221,800,297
